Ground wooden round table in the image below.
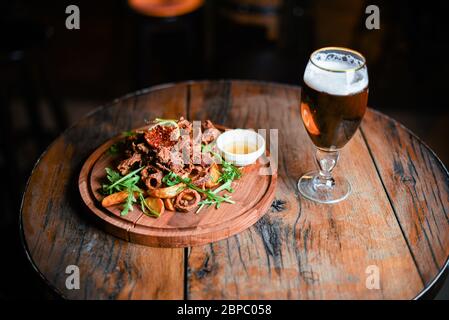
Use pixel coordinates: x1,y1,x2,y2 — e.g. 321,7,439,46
21,80,449,299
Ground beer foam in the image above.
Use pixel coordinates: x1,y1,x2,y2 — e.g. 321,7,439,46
304,52,368,96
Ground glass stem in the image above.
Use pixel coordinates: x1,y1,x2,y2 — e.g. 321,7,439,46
313,148,339,191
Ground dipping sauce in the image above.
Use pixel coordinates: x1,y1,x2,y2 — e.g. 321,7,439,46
224,142,258,154
217,129,265,166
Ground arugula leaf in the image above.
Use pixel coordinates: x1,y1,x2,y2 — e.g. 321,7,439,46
121,189,136,216
108,144,120,155
102,167,157,217
194,144,242,213
123,130,136,137
108,130,136,155
154,118,178,127
219,160,242,183
162,171,183,186
105,167,121,182
103,167,144,193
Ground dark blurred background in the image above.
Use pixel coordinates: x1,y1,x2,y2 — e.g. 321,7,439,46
1,0,448,299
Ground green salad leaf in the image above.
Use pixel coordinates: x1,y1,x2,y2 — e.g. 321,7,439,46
102,167,159,217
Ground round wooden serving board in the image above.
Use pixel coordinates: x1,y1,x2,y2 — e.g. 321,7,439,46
79,126,277,248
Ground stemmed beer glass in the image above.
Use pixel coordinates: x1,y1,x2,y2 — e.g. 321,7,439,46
298,47,369,203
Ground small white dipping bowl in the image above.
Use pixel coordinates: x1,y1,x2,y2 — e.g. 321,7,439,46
216,129,266,166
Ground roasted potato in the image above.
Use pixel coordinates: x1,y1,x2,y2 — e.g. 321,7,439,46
147,183,185,198
144,197,165,216
164,198,175,211
102,191,136,207
205,163,221,188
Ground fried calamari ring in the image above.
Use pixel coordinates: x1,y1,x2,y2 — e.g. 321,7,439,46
174,189,201,212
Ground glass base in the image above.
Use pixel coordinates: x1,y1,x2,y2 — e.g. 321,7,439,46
298,171,351,204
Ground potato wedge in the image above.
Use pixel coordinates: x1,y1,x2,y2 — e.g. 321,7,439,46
144,197,165,216
164,198,175,211
205,163,221,188
147,183,185,198
102,191,136,207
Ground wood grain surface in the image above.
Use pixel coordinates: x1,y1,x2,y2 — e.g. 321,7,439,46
20,80,449,299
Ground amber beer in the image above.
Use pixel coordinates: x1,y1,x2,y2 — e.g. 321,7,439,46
301,85,368,149
301,51,369,150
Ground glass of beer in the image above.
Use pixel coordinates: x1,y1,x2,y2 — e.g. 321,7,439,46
298,47,368,203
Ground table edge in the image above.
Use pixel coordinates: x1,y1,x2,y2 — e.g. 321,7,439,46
367,109,449,300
